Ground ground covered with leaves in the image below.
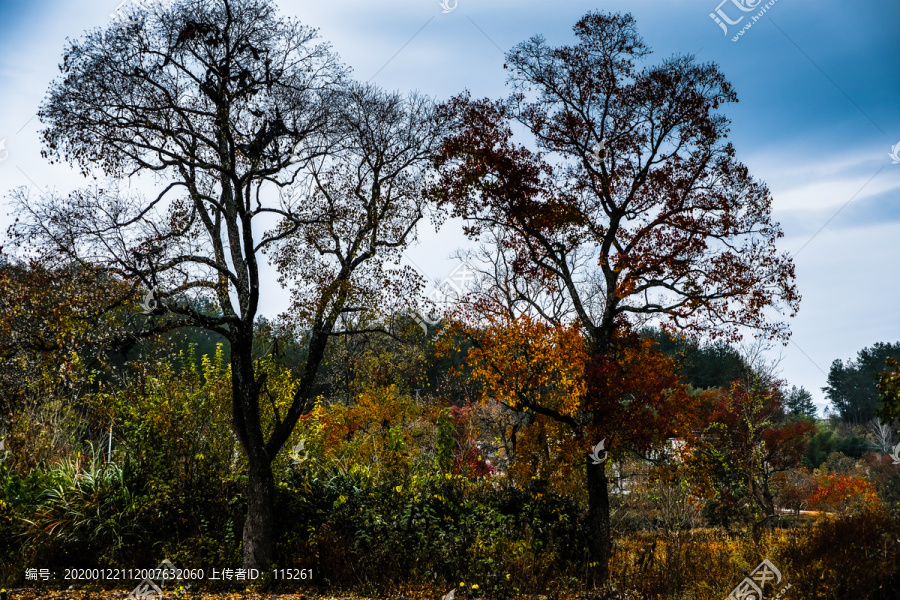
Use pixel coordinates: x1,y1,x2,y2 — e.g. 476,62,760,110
0,590,588,600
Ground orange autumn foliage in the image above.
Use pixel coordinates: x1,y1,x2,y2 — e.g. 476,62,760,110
807,473,879,512
460,312,588,420
313,384,422,473
442,311,587,490
444,306,694,492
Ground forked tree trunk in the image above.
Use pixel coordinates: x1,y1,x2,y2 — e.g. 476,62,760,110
586,457,612,587
232,326,332,571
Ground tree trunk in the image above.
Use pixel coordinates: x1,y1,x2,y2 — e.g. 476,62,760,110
243,456,275,570
584,325,614,588
231,332,275,572
586,457,611,587
751,479,778,538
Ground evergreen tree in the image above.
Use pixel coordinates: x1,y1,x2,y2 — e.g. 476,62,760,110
644,329,749,390
783,385,817,419
824,342,900,424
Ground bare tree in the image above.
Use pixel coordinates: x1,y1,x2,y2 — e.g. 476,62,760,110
9,0,446,569
868,417,896,454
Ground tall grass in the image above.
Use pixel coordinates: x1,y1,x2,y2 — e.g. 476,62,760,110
21,442,146,566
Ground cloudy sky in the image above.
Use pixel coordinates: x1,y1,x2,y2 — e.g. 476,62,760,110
1,0,898,415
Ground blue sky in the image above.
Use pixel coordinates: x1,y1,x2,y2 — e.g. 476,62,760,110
1,0,899,415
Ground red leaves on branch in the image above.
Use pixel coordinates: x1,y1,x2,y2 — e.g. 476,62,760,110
807,474,879,512
687,381,815,522
584,327,695,451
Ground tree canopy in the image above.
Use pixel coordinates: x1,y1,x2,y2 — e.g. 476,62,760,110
433,10,799,584
824,342,900,424
9,0,448,570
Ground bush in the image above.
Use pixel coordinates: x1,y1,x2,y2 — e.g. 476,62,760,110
273,467,583,596
20,444,146,568
780,508,900,599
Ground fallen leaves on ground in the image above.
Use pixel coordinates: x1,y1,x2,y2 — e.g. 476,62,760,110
0,588,570,600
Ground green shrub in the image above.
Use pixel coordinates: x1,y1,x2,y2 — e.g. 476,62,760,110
273,467,584,596
18,444,146,571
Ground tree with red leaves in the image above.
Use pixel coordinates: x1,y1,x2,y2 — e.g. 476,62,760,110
688,381,814,532
434,11,799,584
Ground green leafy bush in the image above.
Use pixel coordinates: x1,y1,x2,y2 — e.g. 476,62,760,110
20,444,145,568
273,466,584,596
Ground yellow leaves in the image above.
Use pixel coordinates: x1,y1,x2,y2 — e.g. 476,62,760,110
311,382,423,476
877,358,900,422
455,313,592,489
462,313,587,418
